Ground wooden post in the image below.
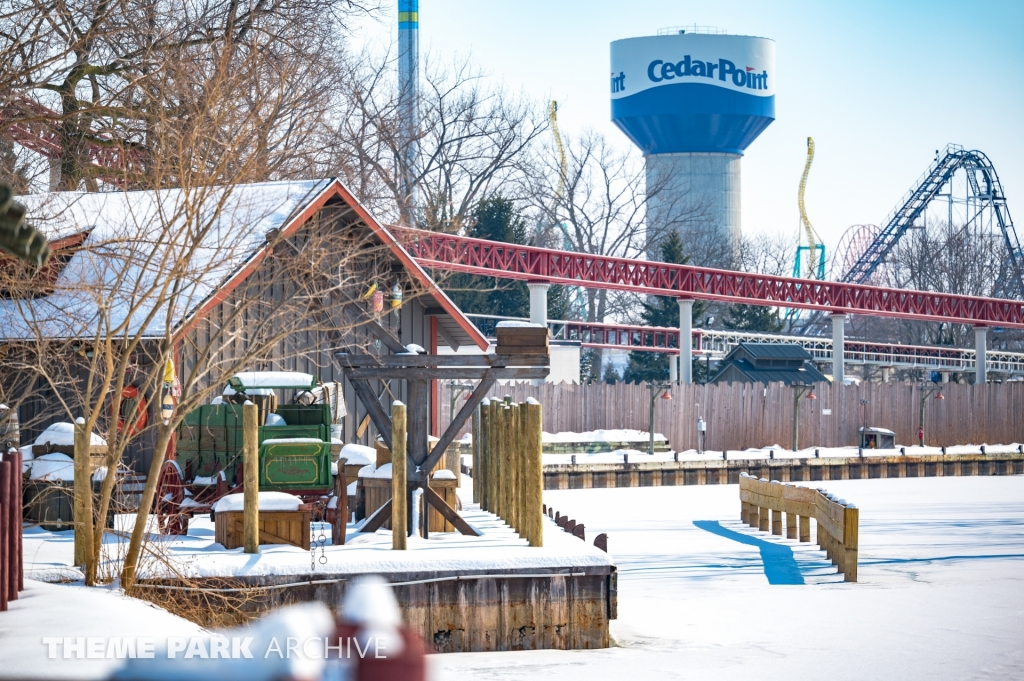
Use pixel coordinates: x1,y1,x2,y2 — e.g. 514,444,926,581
525,398,543,547
750,504,759,529
73,417,94,570
487,400,500,516
242,401,260,554
771,508,782,536
332,465,347,547
799,515,811,542
509,402,520,534
844,505,859,582
758,506,769,532
472,402,482,505
499,404,513,524
786,512,797,540
391,401,408,550
741,501,749,524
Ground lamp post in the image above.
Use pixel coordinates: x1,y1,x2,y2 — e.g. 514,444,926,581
648,383,672,456
791,383,817,452
918,385,945,446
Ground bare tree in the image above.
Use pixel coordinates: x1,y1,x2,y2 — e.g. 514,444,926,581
0,0,381,191
325,48,546,231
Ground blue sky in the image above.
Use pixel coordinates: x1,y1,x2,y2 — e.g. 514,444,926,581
355,1,1024,253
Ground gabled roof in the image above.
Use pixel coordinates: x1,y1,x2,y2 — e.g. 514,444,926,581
734,343,814,360
710,342,827,385
0,179,487,350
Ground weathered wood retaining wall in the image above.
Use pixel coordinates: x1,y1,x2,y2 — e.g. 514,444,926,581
137,566,615,653
541,452,1024,489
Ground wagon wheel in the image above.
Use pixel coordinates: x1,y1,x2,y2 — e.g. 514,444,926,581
155,460,189,535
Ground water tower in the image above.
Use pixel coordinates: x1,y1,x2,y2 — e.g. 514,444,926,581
611,29,775,263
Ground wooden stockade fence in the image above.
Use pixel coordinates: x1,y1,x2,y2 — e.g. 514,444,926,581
739,473,859,582
442,381,1024,452
476,396,544,547
0,449,25,611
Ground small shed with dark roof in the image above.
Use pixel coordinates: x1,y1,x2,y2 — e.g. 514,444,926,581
708,342,828,386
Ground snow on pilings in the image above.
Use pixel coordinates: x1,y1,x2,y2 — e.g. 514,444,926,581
739,473,859,582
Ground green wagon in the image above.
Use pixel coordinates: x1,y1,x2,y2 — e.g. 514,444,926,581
154,372,340,534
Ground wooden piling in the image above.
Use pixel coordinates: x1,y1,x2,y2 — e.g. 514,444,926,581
525,399,544,547
472,402,482,505
392,401,408,550
509,403,520,534
242,401,260,554
487,400,500,516
771,509,782,536
799,515,811,542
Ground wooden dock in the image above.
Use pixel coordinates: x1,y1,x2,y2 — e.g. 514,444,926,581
539,451,1024,489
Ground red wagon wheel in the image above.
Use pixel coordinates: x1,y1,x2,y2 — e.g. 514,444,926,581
155,460,189,535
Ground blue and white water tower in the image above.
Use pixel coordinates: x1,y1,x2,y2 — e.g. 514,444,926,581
611,30,775,261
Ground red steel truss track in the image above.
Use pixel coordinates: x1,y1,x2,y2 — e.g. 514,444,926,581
398,228,1024,329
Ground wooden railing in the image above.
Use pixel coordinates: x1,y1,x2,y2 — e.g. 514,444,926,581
739,473,860,582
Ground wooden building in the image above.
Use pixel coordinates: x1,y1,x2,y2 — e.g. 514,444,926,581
708,342,827,386
0,179,486,474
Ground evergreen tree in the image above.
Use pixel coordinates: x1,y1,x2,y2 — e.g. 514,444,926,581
722,304,784,333
623,232,705,383
444,196,531,332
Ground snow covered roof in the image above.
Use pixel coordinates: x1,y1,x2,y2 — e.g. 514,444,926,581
227,371,317,391
0,179,487,350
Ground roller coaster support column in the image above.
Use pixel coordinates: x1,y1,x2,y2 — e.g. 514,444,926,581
975,327,988,385
831,313,846,385
528,283,550,386
528,283,549,326
678,299,694,385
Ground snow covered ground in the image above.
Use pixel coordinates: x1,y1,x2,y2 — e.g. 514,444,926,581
433,475,1024,681
539,442,1024,465
0,579,204,680
21,499,611,582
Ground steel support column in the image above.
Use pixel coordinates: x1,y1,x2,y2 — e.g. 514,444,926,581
528,283,550,326
831,313,846,385
975,326,988,384
678,299,694,385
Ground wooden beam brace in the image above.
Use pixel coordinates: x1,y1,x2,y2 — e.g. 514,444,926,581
424,486,481,536
346,378,393,450
419,377,497,477
435,322,461,351
359,498,393,534
343,367,549,381
334,353,550,368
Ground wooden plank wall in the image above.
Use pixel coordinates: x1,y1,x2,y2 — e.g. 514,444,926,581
440,381,1024,450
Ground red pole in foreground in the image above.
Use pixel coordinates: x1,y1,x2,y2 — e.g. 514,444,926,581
0,459,10,610
13,449,22,593
9,450,21,593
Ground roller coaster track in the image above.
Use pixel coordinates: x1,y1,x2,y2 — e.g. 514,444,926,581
841,144,1022,289
400,227,1024,329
